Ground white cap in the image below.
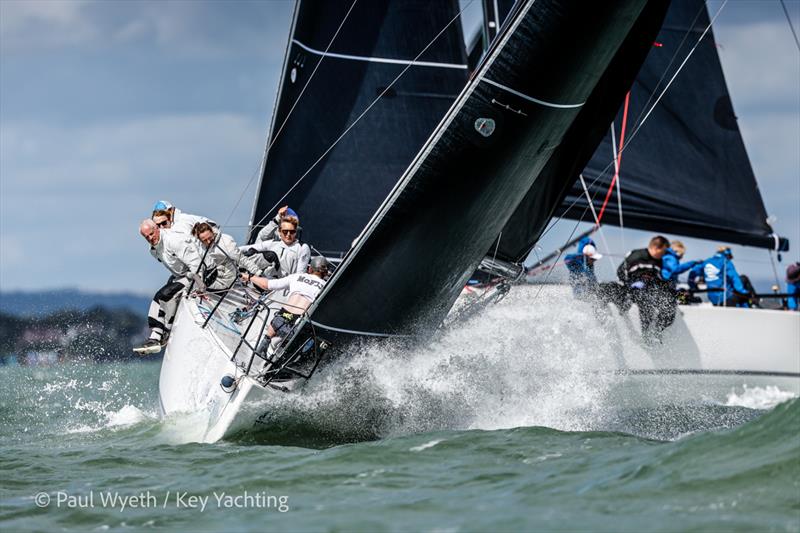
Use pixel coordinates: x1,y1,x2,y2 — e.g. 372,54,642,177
582,244,603,260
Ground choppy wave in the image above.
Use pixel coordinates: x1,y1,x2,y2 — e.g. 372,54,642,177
240,288,797,445
1,287,796,449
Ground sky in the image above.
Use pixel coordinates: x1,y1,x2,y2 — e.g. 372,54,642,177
1,0,798,295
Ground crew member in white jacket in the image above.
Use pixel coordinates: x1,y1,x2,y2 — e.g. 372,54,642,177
192,222,265,289
135,219,203,355
240,216,310,280
253,205,299,243
151,200,215,235
241,256,328,358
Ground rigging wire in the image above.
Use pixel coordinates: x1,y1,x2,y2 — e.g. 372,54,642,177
250,0,477,233
578,174,615,279
221,0,361,230
631,0,729,137
627,2,707,133
779,0,800,52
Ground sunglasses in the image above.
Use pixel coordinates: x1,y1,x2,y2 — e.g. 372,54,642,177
280,229,297,235
156,219,171,228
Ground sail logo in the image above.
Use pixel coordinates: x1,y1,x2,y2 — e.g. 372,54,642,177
704,263,721,282
474,118,496,137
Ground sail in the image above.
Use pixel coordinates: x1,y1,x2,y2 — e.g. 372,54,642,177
496,0,787,262
489,0,671,264
299,0,668,340
249,0,469,256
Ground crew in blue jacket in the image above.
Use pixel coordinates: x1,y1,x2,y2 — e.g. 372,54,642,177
786,262,800,311
660,240,698,286
690,246,749,306
564,236,602,298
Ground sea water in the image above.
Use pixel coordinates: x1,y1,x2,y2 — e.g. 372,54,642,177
1,291,798,531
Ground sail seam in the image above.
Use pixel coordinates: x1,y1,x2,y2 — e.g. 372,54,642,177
292,39,469,70
480,77,585,108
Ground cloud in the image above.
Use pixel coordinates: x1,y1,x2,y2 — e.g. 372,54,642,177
713,20,800,111
0,113,268,292
0,0,97,52
0,0,292,58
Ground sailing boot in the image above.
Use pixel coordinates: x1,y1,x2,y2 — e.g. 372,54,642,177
133,331,167,355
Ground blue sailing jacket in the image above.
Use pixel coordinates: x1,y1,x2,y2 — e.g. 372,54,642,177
788,281,799,311
661,248,697,284
564,237,597,297
691,251,747,306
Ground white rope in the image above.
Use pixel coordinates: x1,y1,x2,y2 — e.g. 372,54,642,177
251,0,477,232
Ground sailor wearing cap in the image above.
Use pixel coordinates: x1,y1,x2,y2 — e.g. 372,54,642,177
241,209,310,279
563,236,602,298
254,205,300,243
242,256,329,358
151,200,216,235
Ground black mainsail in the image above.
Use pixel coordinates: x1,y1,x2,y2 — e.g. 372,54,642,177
494,0,788,264
249,0,468,256
293,0,669,343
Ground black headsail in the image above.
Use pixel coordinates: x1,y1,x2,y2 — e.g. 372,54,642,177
296,0,667,342
249,0,469,256
495,0,788,263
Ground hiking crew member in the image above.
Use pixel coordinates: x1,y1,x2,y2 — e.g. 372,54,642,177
563,236,602,298
192,222,263,290
786,262,800,311
151,200,215,235
691,246,750,307
616,235,675,342
240,216,310,279
242,257,328,358
136,219,203,354
660,241,698,286
255,205,300,243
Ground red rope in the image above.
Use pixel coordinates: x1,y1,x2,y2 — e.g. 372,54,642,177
596,91,630,225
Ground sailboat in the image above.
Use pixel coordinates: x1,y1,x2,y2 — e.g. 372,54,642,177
484,0,799,400
157,0,672,441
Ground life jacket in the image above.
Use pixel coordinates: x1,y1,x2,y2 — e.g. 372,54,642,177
617,248,663,286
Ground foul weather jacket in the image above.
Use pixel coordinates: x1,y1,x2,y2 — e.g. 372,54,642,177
691,252,747,306
617,248,663,286
564,237,598,297
661,248,698,284
150,229,202,279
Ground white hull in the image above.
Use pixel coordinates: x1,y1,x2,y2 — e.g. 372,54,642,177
158,292,299,443
502,285,800,406
159,285,799,442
